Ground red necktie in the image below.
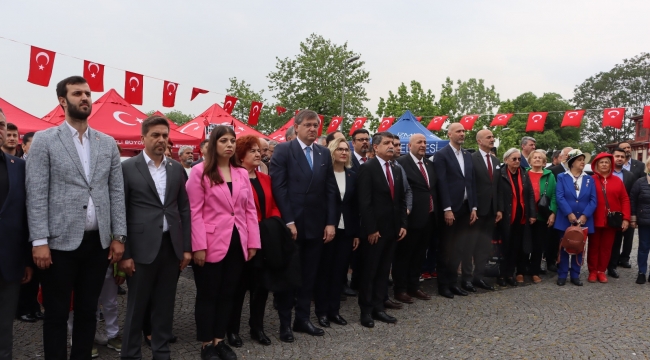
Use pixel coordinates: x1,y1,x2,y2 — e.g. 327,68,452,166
385,161,394,199
418,161,433,212
486,154,493,180
361,157,367,163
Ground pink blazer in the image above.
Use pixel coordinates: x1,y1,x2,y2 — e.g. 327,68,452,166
186,163,261,263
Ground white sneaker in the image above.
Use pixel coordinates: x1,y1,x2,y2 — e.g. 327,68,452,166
94,333,108,345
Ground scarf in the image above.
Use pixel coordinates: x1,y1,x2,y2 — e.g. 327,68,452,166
507,167,525,224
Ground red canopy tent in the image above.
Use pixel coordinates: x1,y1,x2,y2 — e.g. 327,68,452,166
0,97,54,136
267,118,295,142
41,105,65,124
153,110,179,130
177,103,267,139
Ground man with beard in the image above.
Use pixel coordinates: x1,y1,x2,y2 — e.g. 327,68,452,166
259,138,270,164
26,76,126,359
618,141,645,180
350,129,370,172
1,123,19,156
608,147,637,277
178,145,194,178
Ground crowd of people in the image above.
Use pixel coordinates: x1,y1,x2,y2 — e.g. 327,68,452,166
0,75,648,360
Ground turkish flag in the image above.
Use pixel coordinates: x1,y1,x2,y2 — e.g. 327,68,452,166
460,115,479,130
248,101,263,126
602,107,625,129
27,46,56,87
416,116,422,122
348,117,367,136
561,110,585,128
124,71,144,105
191,87,208,101
276,106,287,115
223,95,238,114
162,81,178,108
526,112,548,132
327,116,342,133
490,113,513,127
317,114,325,136
378,117,396,132
83,60,104,92
295,109,300,115
427,116,448,131
643,106,650,129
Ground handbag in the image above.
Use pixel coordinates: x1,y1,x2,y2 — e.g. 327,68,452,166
537,179,552,219
557,225,588,266
601,179,623,228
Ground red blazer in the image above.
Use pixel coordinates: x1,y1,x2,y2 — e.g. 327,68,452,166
592,173,631,228
253,171,281,222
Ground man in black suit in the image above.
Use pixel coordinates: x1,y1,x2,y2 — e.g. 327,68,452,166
619,141,646,179
357,132,407,328
433,123,478,299
119,116,192,359
191,139,209,167
608,147,638,277
270,110,338,342
350,129,370,171
548,147,573,178
464,130,501,292
0,110,33,359
393,134,436,303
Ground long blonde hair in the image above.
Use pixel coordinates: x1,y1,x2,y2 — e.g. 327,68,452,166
327,137,352,169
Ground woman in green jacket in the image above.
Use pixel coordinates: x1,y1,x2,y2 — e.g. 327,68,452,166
525,150,557,283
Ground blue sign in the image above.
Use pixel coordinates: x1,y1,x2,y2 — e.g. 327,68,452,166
386,110,449,155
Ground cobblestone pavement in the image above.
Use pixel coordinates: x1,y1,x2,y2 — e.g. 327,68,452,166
13,236,650,359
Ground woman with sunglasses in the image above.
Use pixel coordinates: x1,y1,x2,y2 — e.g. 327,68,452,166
554,149,597,286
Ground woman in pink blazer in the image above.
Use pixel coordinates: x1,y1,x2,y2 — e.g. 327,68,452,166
186,125,261,360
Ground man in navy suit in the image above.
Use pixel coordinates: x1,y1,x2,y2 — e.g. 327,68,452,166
433,123,478,299
0,109,33,359
270,110,338,342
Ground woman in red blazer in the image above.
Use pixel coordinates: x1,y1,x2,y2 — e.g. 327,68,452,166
589,152,630,284
186,126,261,360
227,135,281,348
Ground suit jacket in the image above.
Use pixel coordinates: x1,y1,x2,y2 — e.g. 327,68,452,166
471,151,499,217
122,152,191,264
433,144,477,213
548,163,567,179
351,154,362,172
270,139,338,240
618,168,636,195
554,172,597,234
357,157,407,239
335,168,360,237
252,171,281,222
629,159,646,180
396,154,437,229
186,164,260,263
26,123,126,250
0,154,30,282
190,158,204,168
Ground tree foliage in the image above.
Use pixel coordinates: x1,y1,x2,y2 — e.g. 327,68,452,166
376,80,439,132
145,110,194,126
225,77,289,135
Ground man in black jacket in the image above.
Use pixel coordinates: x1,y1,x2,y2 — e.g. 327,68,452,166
548,147,572,178
619,141,646,179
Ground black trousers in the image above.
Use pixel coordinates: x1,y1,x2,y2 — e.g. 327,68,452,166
0,274,21,360
228,257,269,334
122,233,180,360
501,222,524,278
40,231,109,360
547,229,563,266
358,234,396,315
438,203,472,289
16,269,40,317
275,238,323,326
193,230,245,342
142,269,181,339
315,229,354,317
610,227,635,268
393,213,433,294
464,212,496,282
526,221,547,276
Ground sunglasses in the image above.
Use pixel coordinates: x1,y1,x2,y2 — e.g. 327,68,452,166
510,157,521,162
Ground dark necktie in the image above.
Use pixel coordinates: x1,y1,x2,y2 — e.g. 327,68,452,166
361,157,367,163
385,161,394,199
486,154,493,180
418,161,433,212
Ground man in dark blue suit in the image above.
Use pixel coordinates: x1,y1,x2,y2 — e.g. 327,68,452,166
270,110,338,342
433,123,478,299
0,110,33,359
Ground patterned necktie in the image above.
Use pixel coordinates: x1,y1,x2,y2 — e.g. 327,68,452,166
385,161,394,199
486,154,493,180
305,146,313,170
418,161,433,212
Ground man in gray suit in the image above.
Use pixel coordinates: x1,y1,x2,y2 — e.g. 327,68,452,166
26,76,127,359
119,116,191,360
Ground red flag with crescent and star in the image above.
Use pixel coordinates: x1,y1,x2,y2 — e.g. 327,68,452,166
643,106,650,129
525,112,548,132
83,60,104,92
276,106,287,115
561,110,585,128
223,95,238,114
427,116,448,131
124,71,144,105
327,116,342,133
378,117,396,132
317,114,325,136
348,117,367,136
27,46,56,87
602,107,625,129
490,114,513,127
247,101,263,126
162,81,178,108
191,87,208,101
460,115,479,130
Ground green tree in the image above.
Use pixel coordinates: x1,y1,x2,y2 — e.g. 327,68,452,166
145,110,194,126
267,34,372,135
375,80,439,132
225,77,289,135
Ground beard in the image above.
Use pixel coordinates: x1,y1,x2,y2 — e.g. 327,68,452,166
67,99,92,120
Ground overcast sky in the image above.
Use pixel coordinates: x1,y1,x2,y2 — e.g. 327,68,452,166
1,0,648,121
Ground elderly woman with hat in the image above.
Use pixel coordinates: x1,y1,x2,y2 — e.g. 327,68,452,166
554,149,597,286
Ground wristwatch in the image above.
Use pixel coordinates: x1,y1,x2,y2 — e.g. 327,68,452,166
112,235,126,244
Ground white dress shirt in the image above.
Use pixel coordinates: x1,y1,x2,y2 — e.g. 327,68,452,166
143,151,169,231
443,144,472,212
377,156,394,187
354,151,366,165
409,152,429,185
567,170,588,198
297,138,314,165
479,148,491,169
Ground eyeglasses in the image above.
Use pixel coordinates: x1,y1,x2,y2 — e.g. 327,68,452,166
510,157,521,162
355,138,370,142
335,148,350,153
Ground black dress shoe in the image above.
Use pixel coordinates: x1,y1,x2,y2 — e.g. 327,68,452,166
619,261,632,269
342,285,357,297
360,314,374,328
200,343,219,360
383,299,403,310
608,268,620,278
371,311,397,324
547,264,558,272
636,273,646,284
449,286,469,296
394,292,414,304
327,314,347,326
250,329,271,346
461,281,477,293
473,280,495,291
317,315,330,328
226,332,242,347
496,277,507,287
292,320,324,336
506,277,518,287
214,341,237,360
279,326,294,343
557,278,567,286
570,278,583,286
34,311,45,320
438,288,454,299
17,314,37,323
407,289,432,300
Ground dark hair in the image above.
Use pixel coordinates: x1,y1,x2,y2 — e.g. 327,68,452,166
22,132,35,145
351,129,370,141
372,132,392,148
618,140,632,147
141,116,170,136
611,147,626,156
56,76,88,99
235,135,261,163
199,139,209,148
391,134,401,141
551,150,561,160
6,123,17,132
294,110,319,125
202,126,240,186
325,130,343,145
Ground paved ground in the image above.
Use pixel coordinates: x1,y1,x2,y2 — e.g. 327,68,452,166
13,236,650,359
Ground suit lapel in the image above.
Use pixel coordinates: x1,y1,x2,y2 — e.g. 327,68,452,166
216,166,234,211
291,140,312,176
57,125,88,185
312,145,322,179
446,146,464,177
135,153,162,205
231,168,241,207
342,168,354,203
88,128,101,183
163,159,173,205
